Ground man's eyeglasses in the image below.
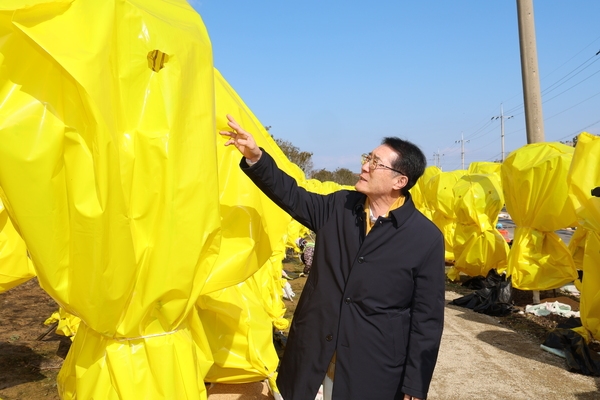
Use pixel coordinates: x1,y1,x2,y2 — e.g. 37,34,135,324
361,153,404,174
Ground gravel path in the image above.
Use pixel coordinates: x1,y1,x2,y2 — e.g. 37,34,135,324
208,291,600,399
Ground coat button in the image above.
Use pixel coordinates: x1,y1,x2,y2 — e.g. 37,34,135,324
326,334,333,342
358,257,364,263
345,297,351,304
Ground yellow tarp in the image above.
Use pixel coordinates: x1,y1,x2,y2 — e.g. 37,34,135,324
424,170,466,261
44,308,81,340
451,173,509,280
411,165,441,220
0,196,35,292
467,161,502,176
502,142,578,290
196,69,306,387
567,225,586,272
567,132,600,340
1,1,224,398
285,179,352,251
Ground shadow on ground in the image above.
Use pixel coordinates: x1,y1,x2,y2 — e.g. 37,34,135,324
0,342,47,390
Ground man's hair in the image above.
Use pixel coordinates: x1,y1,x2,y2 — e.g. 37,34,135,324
382,137,426,196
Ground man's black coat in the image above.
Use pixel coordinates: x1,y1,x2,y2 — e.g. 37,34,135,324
242,151,445,400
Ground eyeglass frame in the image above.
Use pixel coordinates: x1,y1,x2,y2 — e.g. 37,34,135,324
361,153,405,175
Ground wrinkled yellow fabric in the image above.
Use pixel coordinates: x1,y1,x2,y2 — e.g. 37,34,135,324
567,225,587,272
206,70,356,388
467,161,502,176
196,70,301,389
452,173,509,279
303,178,353,194
44,308,81,341
286,179,351,251
0,1,220,399
424,170,466,261
412,165,441,220
205,73,356,389
567,132,600,340
0,196,35,292
502,143,578,290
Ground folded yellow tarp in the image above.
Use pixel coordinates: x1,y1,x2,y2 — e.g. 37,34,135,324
0,196,35,292
567,132,600,341
44,307,82,340
0,1,221,398
424,170,466,262
451,173,509,280
502,142,578,290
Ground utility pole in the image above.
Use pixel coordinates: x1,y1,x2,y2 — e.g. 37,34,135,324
492,104,513,161
516,0,545,144
517,0,546,306
433,149,444,170
455,132,469,170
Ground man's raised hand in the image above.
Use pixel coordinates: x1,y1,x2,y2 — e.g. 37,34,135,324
219,114,262,163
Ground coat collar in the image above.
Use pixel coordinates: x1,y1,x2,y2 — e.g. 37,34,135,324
352,191,416,229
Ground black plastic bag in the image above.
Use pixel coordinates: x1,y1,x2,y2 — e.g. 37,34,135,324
451,269,513,316
543,326,600,376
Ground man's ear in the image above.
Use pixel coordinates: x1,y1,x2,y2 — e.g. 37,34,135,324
392,175,408,192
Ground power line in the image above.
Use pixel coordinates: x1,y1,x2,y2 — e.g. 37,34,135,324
553,118,600,143
503,49,600,116
542,33,600,79
541,54,600,97
544,89,600,122
542,65,600,104
443,47,599,167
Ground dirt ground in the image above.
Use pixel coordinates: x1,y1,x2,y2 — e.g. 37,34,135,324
1,261,598,399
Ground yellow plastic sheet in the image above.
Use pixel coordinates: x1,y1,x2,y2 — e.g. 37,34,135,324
303,178,353,194
0,196,35,292
467,161,502,176
411,165,441,220
567,225,587,272
502,143,578,290
286,179,351,251
196,69,305,388
1,1,220,398
44,308,81,340
451,173,509,279
202,71,357,389
567,132,600,340
424,170,466,261
203,69,356,387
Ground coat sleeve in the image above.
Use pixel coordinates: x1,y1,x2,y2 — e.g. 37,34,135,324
240,149,337,232
401,232,445,399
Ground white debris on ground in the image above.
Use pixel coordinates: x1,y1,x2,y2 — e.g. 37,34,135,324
560,283,580,297
525,301,580,318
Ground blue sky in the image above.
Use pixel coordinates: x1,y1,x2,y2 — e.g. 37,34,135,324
191,1,600,172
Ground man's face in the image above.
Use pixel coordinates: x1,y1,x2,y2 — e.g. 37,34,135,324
355,144,406,198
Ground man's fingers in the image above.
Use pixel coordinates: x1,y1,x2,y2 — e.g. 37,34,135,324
218,130,235,137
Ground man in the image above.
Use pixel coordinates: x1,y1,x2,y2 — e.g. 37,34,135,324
220,114,445,400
